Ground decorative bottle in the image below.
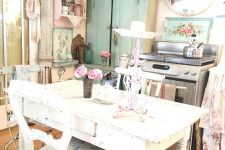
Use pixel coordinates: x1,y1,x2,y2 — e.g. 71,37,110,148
84,43,93,64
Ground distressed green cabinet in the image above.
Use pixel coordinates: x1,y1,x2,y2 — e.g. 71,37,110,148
86,0,148,66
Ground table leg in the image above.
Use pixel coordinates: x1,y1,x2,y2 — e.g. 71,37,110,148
176,126,191,150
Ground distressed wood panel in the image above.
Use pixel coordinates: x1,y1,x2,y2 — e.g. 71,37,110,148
39,0,53,60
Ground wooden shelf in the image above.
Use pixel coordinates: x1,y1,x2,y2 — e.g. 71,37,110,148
54,0,86,28
54,15,86,28
52,60,79,67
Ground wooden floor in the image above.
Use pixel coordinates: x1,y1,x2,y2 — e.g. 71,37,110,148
0,126,19,150
0,125,61,150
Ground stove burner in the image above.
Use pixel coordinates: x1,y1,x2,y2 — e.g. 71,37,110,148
140,53,215,66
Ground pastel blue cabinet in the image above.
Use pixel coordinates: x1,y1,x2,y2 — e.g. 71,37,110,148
86,0,148,66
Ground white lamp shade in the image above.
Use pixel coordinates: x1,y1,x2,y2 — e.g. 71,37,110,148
113,21,162,39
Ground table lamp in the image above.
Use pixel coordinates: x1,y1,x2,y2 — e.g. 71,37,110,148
113,21,161,112
113,21,161,67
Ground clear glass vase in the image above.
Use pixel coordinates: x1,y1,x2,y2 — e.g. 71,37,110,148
101,57,108,66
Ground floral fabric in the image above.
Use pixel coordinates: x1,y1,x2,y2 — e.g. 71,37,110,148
202,128,225,150
200,71,225,149
200,71,225,133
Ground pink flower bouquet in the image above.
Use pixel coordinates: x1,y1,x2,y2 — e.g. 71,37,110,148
100,50,111,58
74,65,103,80
74,65,103,98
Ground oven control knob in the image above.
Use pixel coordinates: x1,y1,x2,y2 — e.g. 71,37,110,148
183,70,189,75
191,72,197,76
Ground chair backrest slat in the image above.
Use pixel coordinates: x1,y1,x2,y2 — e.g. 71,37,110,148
0,65,44,105
115,67,165,97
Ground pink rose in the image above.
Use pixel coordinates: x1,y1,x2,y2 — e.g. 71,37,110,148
87,69,103,80
74,65,87,78
74,65,103,80
100,50,110,58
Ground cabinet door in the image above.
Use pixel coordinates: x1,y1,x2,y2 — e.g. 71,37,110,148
111,0,148,66
86,0,148,66
86,0,112,65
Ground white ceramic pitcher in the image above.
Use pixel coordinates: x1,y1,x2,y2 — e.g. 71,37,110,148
118,54,130,68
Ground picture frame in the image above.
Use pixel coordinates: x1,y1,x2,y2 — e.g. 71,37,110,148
162,17,213,43
52,27,73,62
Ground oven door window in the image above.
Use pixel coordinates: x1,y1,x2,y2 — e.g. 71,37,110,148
163,79,197,106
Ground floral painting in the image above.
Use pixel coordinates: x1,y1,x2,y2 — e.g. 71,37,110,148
52,27,73,62
163,17,213,43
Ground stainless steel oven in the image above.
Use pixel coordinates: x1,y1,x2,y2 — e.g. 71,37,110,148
140,41,218,150
164,70,209,106
141,61,214,107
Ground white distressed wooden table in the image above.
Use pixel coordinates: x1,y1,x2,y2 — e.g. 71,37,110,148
20,80,207,150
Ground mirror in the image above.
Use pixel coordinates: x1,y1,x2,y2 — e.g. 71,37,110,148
164,0,214,16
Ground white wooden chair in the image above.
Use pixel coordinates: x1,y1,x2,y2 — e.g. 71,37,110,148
115,67,165,97
114,67,165,116
8,80,71,150
8,80,102,150
1,65,45,150
1,65,44,128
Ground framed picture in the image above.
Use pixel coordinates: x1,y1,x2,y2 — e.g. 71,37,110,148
162,17,213,43
52,27,73,62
